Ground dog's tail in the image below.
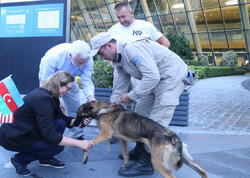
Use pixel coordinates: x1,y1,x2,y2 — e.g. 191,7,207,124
181,143,208,178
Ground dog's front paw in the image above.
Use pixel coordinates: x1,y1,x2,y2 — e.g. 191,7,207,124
82,156,88,164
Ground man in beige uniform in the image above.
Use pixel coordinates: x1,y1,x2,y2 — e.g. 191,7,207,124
90,32,188,177
108,2,172,163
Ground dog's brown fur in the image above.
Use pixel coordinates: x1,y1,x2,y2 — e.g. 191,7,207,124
76,100,207,178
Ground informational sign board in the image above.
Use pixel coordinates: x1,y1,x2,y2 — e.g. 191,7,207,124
0,0,71,93
0,3,64,37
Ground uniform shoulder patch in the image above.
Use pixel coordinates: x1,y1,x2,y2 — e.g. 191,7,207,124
132,56,142,65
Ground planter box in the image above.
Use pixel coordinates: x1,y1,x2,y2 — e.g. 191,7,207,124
94,88,189,126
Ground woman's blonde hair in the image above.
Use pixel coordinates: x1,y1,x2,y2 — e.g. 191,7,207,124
41,71,74,97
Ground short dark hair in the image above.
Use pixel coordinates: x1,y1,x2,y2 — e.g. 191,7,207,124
114,2,132,11
108,39,117,44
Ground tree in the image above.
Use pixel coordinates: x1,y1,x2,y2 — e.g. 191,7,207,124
165,28,194,62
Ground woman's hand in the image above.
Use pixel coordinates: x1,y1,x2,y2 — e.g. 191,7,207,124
79,140,94,151
79,118,92,127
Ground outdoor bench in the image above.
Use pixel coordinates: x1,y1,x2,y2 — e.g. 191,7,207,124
94,88,189,126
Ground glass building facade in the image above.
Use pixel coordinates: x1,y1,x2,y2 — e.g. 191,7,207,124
71,0,250,62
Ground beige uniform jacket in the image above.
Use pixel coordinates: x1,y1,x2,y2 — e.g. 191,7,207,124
110,38,188,104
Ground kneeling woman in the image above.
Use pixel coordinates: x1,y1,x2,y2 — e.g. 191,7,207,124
0,71,94,176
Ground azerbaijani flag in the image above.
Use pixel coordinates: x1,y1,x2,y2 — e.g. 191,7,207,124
0,75,24,116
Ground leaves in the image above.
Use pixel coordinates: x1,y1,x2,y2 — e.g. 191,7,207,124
165,28,194,62
92,60,114,88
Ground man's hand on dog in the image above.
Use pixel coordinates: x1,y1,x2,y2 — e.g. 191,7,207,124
120,93,133,103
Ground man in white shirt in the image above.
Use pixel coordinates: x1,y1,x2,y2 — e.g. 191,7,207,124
39,40,96,140
108,2,170,47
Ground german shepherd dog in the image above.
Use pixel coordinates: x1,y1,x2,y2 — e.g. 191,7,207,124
76,100,207,178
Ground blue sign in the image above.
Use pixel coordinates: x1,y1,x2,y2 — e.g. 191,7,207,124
0,3,64,37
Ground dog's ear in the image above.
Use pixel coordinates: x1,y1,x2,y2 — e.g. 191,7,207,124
110,104,126,112
76,103,94,118
83,105,93,112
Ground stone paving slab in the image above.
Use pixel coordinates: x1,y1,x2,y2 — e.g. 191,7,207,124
174,74,250,135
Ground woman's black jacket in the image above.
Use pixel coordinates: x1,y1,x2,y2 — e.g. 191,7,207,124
0,88,73,151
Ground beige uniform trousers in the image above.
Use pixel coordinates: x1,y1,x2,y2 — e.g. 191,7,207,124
134,80,185,128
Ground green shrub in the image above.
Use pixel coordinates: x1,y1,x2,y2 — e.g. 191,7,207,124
198,55,209,66
189,65,246,79
221,51,237,66
76,60,114,89
92,60,114,88
165,28,194,62
185,60,203,66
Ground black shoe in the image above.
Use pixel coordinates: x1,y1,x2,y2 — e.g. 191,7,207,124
76,136,85,140
10,156,31,176
118,147,140,161
39,157,65,168
118,160,154,177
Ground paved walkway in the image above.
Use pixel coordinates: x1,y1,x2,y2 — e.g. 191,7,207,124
0,74,250,178
172,74,250,135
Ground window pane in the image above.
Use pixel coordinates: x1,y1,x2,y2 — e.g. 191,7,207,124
99,5,113,23
84,0,97,9
198,33,212,51
248,4,250,28
204,8,224,31
221,0,238,6
146,0,157,15
210,32,229,52
94,0,110,7
188,0,202,10
160,15,176,34
168,0,185,13
79,26,92,41
154,0,170,15
185,33,197,52
89,7,102,24
201,0,219,8
173,13,191,33
72,11,87,27
222,6,242,30
150,15,163,33
227,30,246,51
191,10,207,32
132,0,146,18
104,22,114,30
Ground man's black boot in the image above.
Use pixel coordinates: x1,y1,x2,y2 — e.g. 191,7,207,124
118,142,145,161
118,149,154,177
